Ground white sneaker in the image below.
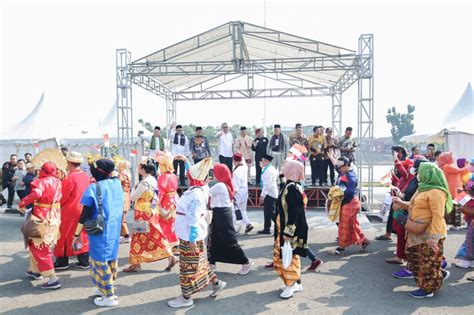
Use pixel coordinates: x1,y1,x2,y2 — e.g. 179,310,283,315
279,283,303,292
93,288,104,297
210,280,227,297
168,295,194,308
120,236,131,244
280,283,298,299
455,259,473,269
238,260,254,275
94,296,119,307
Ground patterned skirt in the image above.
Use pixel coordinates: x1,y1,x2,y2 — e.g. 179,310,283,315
129,211,172,265
406,239,444,293
179,239,217,298
338,197,366,248
456,217,473,261
273,214,301,287
90,259,118,297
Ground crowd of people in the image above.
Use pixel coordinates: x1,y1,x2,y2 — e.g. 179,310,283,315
1,124,473,308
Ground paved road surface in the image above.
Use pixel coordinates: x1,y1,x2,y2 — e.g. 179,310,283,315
0,209,473,315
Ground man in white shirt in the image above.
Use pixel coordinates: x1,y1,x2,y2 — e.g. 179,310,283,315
170,124,190,186
258,154,279,235
232,153,254,234
216,122,234,172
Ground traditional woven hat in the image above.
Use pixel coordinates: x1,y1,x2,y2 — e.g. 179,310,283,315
189,157,213,181
32,148,67,171
66,151,84,164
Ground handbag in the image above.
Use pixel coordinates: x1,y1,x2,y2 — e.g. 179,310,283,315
84,183,105,235
404,217,430,235
233,200,243,221
21,213,46,239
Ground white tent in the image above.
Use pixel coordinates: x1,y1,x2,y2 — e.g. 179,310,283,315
444,82,473,124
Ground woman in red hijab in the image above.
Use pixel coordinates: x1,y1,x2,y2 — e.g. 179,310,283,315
208,164,254,275
18,162,63,290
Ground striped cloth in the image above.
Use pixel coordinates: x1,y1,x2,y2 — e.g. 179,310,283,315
273,214,301,287
90,258,118,297
338,197,366,248
179,239,216,298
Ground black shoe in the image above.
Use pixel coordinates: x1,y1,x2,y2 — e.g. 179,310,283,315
75,262,90,269
257,230,271,235
41,280,61,290
245,224,254,234
54,259,69,270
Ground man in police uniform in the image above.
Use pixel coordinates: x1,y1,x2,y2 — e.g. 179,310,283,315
251,128,268,186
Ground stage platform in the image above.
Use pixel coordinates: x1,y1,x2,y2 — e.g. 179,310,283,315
177,185,329,208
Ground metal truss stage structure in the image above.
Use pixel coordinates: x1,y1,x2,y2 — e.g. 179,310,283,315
116,21,375,204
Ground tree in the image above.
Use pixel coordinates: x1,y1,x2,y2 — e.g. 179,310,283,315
386,105,415,144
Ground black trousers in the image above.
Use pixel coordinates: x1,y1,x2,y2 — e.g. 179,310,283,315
321,159,334,185
263,195,277,230
16,190,26,200
193,158,203,164
56,252,89,265
219,155,233,173
310,158,325,185
7,185,15,208
173,160,186,185
386,205,394,234
255,156,263,185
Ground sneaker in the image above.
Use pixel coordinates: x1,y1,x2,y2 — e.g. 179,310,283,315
54,261,69,270
120,236,131,244
392,268,414,279
75,262,90,269
244,224,254,234
25,270,43,280
41,280,61,290
441,260,451,269
408,288,434,299
168,295,194,308
442,269,450,281
279,283,303,292
454,259,471,269
257,230,271,235
238,260,254,275
94,296,119,307
280,282,298,299
209,264,217,271
210,280,226,297
93,288,104,297
264,262,274,270
307,259,323,272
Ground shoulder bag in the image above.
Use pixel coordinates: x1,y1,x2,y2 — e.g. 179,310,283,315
84,182,105,235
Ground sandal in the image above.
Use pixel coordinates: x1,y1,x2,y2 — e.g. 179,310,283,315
328,247,344,255
375,235,391,241
123,265,142,273
165,257,178,272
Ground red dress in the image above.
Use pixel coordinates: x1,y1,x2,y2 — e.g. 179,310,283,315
19,175,62,275
54,170,90,258
158,172,179,247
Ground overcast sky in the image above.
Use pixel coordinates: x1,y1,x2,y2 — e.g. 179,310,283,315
1,0,472,139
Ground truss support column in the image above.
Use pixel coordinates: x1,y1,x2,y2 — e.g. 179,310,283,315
166,95,177,140
331,91,342,136
356,34,374,207
116,49,133,160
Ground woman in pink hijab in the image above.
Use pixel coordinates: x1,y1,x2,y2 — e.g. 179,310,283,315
438,152,469,198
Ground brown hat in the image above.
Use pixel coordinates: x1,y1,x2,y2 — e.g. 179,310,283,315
66,151,84,164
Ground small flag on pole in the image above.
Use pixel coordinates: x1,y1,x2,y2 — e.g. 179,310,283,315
103,134,110,147
34,143,39,153
130,149,137,157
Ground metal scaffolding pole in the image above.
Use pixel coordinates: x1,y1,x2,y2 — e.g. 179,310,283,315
116,49,133,159
331,91,342,136
356,34,374,206
166,95,177,140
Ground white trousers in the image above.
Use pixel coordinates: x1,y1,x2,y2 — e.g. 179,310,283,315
233,190,250,229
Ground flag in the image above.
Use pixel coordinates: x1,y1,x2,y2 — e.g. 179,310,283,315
130,149,137,157
34,143,39,153
103,134,110,147
454,191,472,206
379,172,392,186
